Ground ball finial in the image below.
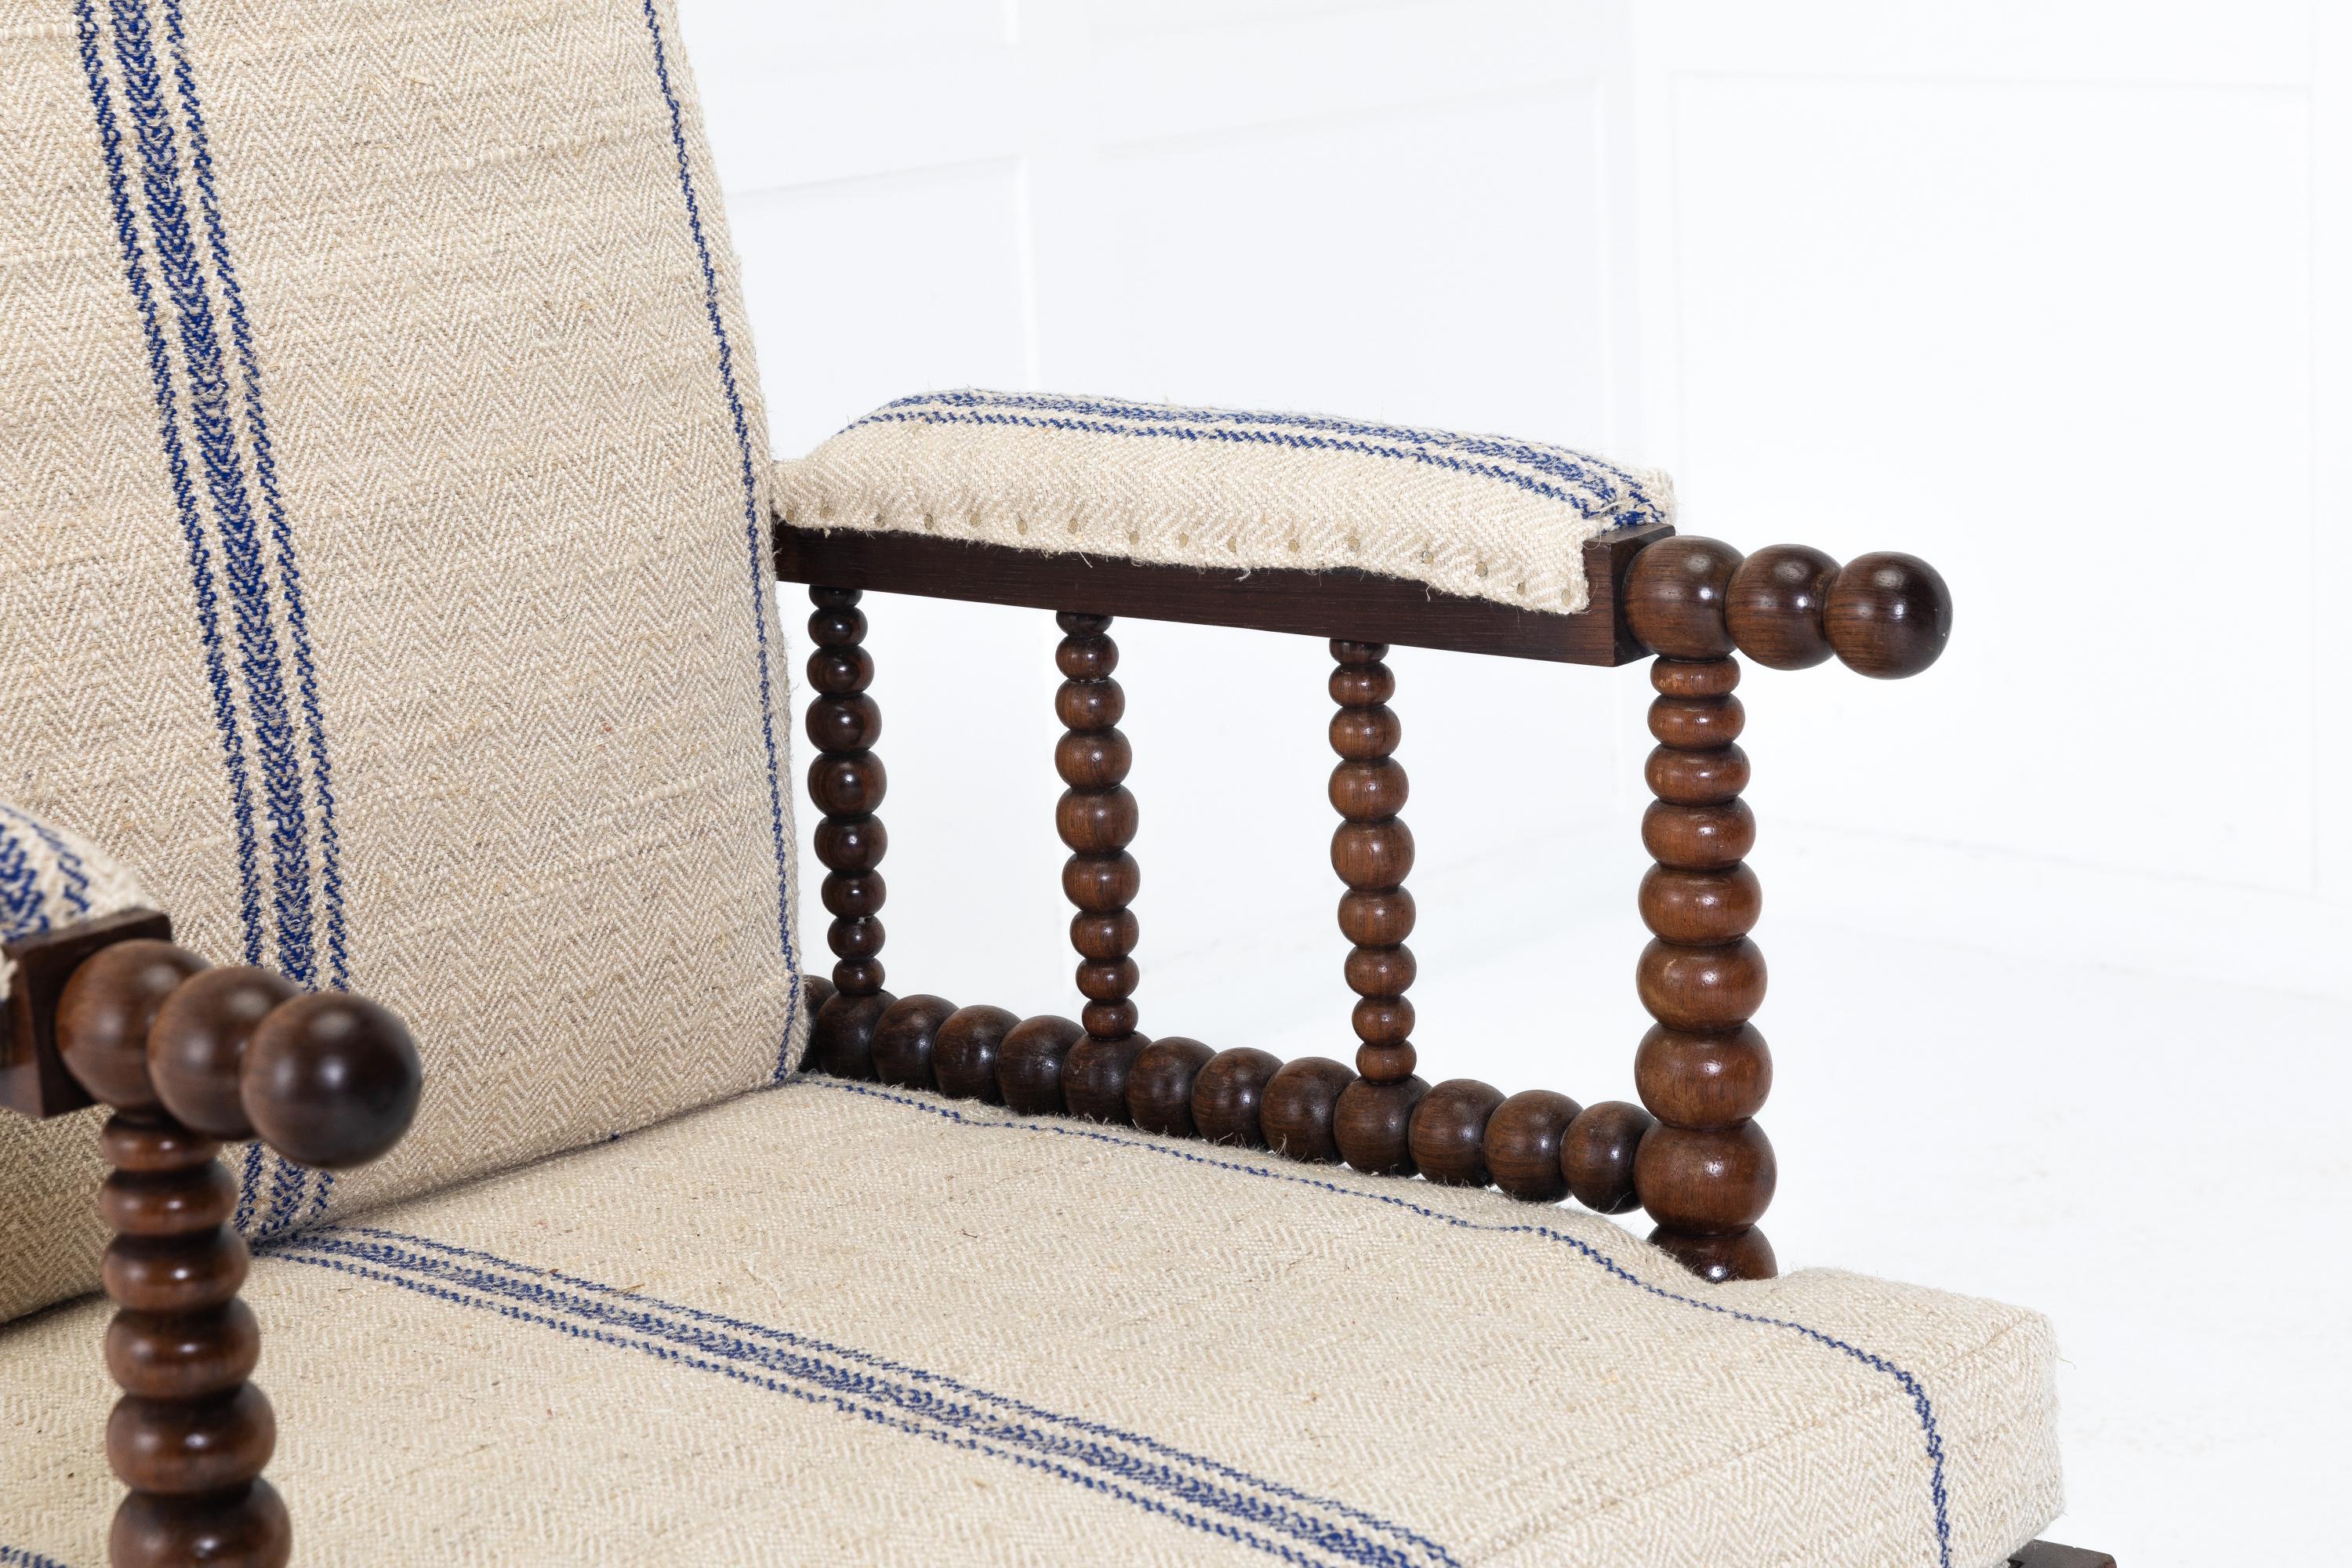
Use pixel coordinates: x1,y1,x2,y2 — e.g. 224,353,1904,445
1725,544,1840,670
241,994,423,1170
1824,551,1950,677
1624,537,1744,660
147,967,299,1139
56,940,209,1111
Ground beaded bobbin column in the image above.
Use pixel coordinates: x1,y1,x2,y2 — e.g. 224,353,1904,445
1324,641,1428,1174
1052,612,1147,1121
805,586,897,1077
1622,539,1777,1281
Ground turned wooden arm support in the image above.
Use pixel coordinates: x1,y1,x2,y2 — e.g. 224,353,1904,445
2,912,423,1568
779,521,1950,1286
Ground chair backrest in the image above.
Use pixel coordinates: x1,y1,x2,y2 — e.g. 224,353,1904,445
0,0,801,1323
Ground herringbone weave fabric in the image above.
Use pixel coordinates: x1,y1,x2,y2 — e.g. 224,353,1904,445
0,1080,2063,1566
774,390,1676,616
0,0,802,1324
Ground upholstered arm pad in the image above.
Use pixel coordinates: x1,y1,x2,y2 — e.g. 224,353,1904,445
772,390,1674,615
0,805,150,1004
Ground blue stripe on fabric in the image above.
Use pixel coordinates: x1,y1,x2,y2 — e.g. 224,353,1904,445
158,0,347,996
0,1544,75,1568
0,818,48,942
107,0,318,993
154,0,345,1232
73,0,266,974
265,1226,1452,1568
637,1,799,1078
799,1079,1958,1568
0,807,93,918
885,390,1668,524
88,0,345,1235
845,408,1671,532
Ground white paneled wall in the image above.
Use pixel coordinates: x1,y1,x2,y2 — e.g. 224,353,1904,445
681,0,2347,1012
1630,2,2343,1008
677,3,2346,1558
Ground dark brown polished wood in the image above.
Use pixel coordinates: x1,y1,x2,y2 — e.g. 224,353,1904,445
1192,1047,1281,1147
784,531,1955,1280
1261,1055,1355,1163
1410,1078,1504,1187
1636,534,1951,680
805,586,898,1079
2007,1544,2117,1568
872,994,957,1093
1482,1089,1580,1202
999,1014,1085,1116
2,908,176,1120
1326,640,1429,1174
1126,1036,1214,1136
1054,612,1148,1123
934,1004,1018,1103
1627,651,1778,1281
20,927,423,1568
775,521,1669,666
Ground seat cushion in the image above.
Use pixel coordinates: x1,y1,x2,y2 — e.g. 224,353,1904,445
1,1080,2062,1567
0,0,800,1323
774,390,1675,615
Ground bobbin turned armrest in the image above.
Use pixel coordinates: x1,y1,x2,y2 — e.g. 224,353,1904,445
774,394,1951,1294
2,908,423,1568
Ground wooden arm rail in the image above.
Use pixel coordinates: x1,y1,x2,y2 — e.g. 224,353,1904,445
782,522,1953,1287
2,914,423,1568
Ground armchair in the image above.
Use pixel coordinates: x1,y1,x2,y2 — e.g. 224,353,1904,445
2,3,2108,1566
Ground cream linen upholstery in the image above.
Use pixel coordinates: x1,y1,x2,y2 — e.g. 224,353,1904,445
0,1,800,1323
774,390,1675,615
2,1080,2061,1567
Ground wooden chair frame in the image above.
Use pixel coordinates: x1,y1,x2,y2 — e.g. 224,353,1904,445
775,520,1918,1284
2,515,2115,1567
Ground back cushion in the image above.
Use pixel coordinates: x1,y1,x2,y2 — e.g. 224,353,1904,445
0,0,802,1322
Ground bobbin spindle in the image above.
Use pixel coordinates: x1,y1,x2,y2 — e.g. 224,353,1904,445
47,935,419,1568
806,586,898,1079
1325,641,1428,1174
1612,619,1780,1279
1054,612,1149,1122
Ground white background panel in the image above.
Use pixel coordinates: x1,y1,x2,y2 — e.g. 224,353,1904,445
1671,76,2314,891
731,162,1033,452
1098,0,1387,39
1059,90,1611,434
